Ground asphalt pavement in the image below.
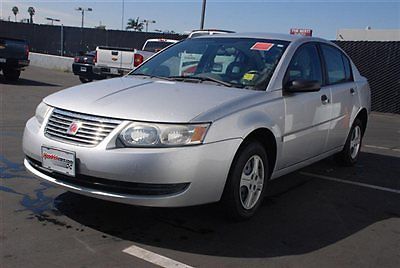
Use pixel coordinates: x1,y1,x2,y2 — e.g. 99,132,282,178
1,67,399,268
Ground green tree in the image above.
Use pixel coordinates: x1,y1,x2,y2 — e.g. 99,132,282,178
12,6,19,22
28,7,35,24
126,17,144,31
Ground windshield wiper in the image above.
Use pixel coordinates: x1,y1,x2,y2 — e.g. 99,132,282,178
169,75,232,87
130,73,173,81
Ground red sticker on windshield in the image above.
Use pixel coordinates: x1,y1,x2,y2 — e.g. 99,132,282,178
250,42,274,51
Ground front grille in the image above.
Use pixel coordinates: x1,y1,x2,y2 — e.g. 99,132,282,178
45,108,122,146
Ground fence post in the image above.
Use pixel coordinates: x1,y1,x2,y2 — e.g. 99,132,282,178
60,24,64,56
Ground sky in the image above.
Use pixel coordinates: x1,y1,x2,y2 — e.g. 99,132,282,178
0,0,399,39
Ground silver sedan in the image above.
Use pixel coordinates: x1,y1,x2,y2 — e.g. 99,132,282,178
23,33,370,220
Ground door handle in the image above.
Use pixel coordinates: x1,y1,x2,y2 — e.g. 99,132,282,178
321,94,329,104
350,88,356,95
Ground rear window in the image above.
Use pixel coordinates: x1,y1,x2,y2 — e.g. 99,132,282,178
143,41,174,53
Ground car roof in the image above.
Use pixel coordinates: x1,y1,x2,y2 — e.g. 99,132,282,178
145,39,178,43
195,32,324,42
190,29,235,33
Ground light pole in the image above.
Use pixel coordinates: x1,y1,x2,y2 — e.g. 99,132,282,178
142,19,156,32
200,0,206,29
121,0,124,30
46,18,63,55
46,17,60,26
75,7,92,28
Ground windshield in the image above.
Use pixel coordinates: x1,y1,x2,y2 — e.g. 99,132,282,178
143,41,175,52
131,38,289,89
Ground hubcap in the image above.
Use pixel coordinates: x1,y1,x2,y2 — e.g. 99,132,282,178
350,125,361,159
240,155,265,210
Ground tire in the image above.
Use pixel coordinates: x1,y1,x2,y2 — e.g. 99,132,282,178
221,141,269,221
335,119,364,166
3,68,21,81
79,76,92,83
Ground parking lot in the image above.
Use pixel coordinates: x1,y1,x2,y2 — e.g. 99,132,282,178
1,66,399,267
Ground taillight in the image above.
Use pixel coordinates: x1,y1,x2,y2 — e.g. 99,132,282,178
74,57,80,63
134,54,144,67
25,45,29,59
94,51,97,63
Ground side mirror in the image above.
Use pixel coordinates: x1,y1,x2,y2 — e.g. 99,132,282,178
284,79,321,93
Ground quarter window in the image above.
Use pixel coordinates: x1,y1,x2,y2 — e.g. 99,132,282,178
321,44,352,84
286,44,323,84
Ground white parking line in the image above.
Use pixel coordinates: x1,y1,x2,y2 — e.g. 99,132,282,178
123,244,194,268
300,172,400,194
364,145,390,150
364,144,400,152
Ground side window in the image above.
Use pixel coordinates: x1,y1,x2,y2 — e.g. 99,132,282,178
321,44,350,84
342,54,353,81
286,44,323,84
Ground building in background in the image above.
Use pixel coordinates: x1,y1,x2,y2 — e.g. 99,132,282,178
337,27,400,41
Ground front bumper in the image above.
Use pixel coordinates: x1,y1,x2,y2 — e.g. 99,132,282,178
23,116,242,207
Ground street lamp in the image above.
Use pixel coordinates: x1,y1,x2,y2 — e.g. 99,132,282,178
200,0,207,29
75,7,92,28
46,18,63,56
121,0,125,30
141,19,156,32
46,17,60,25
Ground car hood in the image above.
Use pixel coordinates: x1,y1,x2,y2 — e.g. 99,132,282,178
44,77,256,123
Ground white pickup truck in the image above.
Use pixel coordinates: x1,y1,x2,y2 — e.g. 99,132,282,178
93,39,178,77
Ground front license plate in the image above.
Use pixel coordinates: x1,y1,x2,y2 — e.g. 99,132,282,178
80,66,87,72
110,68,118,75
0,58,6,63
41,147,76,177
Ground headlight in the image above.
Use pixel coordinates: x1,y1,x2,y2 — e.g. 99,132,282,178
35,102,51,125
119,122,210,147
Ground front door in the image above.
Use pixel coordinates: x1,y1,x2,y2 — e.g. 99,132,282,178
279,43,332,169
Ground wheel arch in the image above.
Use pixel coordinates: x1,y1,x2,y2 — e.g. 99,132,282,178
233,127,278,179
355,108,368,136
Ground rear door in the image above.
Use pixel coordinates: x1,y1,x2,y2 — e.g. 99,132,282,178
0,38,27,60
320,44,358,150
279,43,332,169
121,50,134,70
97,47,122,69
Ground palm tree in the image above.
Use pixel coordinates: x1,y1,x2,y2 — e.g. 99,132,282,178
28,7,35,24
12,6,19,22
126,17,144,31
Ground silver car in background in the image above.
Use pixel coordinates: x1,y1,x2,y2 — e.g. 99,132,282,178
23,33,370,220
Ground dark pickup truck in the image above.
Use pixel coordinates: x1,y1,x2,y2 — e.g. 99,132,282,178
72,51,105,83
0,37,30,81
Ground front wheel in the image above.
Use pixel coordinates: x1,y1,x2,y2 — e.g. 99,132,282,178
221,141,269,221
335,119,364,166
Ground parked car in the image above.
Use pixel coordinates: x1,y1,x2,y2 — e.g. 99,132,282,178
0,37,29,81
72,51,105,83
188,29,235,38
93,39,178,77
23,33,370,220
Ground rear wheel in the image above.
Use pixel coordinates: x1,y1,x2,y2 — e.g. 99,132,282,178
221,141,268,220
79,76,92,83
335,119,363,166
3,68,21,81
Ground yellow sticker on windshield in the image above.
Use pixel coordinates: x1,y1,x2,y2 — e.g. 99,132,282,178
243,73,255,80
